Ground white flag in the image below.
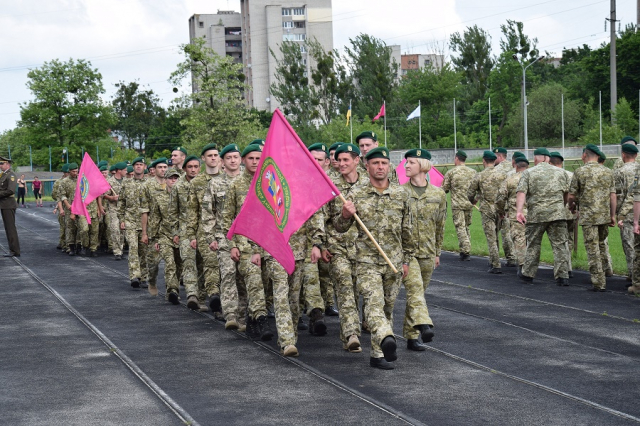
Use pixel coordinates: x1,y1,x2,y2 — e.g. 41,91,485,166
407,104,421,121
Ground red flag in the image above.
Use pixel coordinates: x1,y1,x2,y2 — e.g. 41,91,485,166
71,152,111,224
373,103,385,121
227,109,340,274
396,159,444,187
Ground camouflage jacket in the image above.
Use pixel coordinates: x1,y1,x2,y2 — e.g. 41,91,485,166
569,161,615,226
117,177,146,231
52,177,65,205
516,162,568,223
442,165,476,211
186,171,220,242
143,181,174,245
467,165,502,218
334,180,414,267
289,210,325,261
403,182,446,258
85,199,98,218
201,172,239,250
614,161,638,219
105,176,125,211
141,178,168,238
221,170,259,254
324,171,369,260
496,171,526,221
495,160,513,176
613,156,640,170
59,176,77,205
167,175,193,239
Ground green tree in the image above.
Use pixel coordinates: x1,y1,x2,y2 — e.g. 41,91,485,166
449,25,494,108
612,98,638,137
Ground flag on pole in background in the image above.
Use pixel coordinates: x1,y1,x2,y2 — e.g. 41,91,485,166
373,103,385,121
346,105,351,126
71,152,111,225
407,104,421,120
227,109,340,274
396,159,444,187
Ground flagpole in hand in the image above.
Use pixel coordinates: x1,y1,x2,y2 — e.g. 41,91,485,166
338,193,398,274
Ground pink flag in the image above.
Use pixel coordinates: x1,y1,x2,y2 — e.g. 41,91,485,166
71,152,112,225
227,109,340,274
372,103,385,121
396,159,444,187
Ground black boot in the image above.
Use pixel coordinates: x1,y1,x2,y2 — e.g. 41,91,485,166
77,245,85,256
297,317,308,331
309,308,327,336
256,315,273,341
407,339,427,351
130,278,141,288
415,324,435,343
245,316,259,340
380,336,397,362
90,250,98,257
68,244,76,256
370,357,395,370
209,294,222,313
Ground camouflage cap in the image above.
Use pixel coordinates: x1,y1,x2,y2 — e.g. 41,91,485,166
334,143,360,160
365,146,390,161
356,131,377,143
404,148,431,160
220,144,240,158
165,168,180,178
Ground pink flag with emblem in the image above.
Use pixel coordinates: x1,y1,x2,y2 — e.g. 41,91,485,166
227,109,340,274
71,152,111,225
396,159,444,187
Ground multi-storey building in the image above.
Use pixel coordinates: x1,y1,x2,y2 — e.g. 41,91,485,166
401,53,445,75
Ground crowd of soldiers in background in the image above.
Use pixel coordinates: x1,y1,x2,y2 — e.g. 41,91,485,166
48,133,639,370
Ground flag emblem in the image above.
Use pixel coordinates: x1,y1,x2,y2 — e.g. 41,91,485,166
256,157,291,232
80,174,90,202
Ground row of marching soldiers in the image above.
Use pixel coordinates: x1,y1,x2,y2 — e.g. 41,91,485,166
50,132,446,370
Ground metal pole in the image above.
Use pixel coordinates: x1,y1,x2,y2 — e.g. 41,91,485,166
453,98,457,153
561,93,565,164
489,97,492,151
523,66,528,153
49,146,51,172
97,146,100,163
418,100,422,149
610,0,618,121
29,146,33,171
7,145,10,159
111,147,113,158
599,91,603,149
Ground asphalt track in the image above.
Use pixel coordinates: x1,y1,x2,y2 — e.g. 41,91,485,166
2,202,640,425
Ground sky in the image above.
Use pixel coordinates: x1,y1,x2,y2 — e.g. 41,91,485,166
0,0,636,133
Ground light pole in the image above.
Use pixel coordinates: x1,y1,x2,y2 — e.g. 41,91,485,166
513,54,545,153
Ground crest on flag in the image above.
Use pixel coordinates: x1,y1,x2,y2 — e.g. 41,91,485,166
256,157,291,232
80,174,90,202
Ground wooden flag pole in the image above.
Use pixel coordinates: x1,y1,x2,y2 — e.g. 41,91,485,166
338,193,398,273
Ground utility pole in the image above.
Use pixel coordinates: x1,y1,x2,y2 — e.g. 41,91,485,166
609,0,618,122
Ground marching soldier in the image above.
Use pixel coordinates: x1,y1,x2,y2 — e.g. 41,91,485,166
52,164,69,251
328,142,343,179
104,162,127,260
614,144,639,281
59,163,82,256
613,136,639,169
442,150,476,260
355,131,398,182
548,152,576,277
493,147,516,267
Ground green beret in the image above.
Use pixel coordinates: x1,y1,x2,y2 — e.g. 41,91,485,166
622,144,639,154
621,136,637,145
114,162,127,171
404,148,431,160
220,144,240,158
201,143,218,156
329,142,343,152
455,150,467,159
150,157,168,168
334,143,360,160
126,165,134,173
132,156,145,166
584,144,600,155
512,151,525,159
308,143,327,153
68,162,79,170
98,160,108,166
184,155,200,166
482,151,497,161
365,147,390,161
533,148,550,157
549,151,564,161
242,144,263,157
99,165,107,171
61,164,69,173
109,165,116,172
599,152,607,162
173,146,188,155
356,131,378,143
165,168,180,178
493,147,507,154
515,157,530,165
249,139,265,146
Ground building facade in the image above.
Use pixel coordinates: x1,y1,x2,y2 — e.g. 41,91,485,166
400,53,445,75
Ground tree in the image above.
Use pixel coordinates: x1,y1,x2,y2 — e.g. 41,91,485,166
449,25,494,107
308,39,352,124
19,58,114,148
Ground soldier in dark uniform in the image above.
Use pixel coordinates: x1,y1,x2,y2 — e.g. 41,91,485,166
0,156,20,257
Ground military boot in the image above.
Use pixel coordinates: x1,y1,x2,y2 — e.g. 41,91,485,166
256,315,273,341
415,324,434,343
309,308,327,336
68,244,76,256
77,245,85,256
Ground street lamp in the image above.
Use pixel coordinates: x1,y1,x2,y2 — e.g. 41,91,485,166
513,54,545,153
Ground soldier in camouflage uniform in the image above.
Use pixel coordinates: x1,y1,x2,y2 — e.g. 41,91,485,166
221,144,273,341
613,136,639,170
568,144,616,291
77,199,101,256
59,163,82,255
104,162,127,260
614,144,639,281
170,146,187,175
356,131,398,183
548,153,577,277
328,142,343,180
492,147,517,267
401,149,446,351
516,148,570,284
168,155,202,310
597,153,615,277
202,144,247,331
52,164,69,251
442,150,477,260
496,154,528,268
629,169,640,294
467,151,503,273
118,157,148,288
336,147,414,370
187,144,223,314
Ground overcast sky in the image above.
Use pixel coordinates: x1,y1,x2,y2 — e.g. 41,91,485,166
0,0,636,133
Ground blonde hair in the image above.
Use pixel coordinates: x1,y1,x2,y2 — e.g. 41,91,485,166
414,157,432,173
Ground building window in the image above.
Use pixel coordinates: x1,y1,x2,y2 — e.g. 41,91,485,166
424,59,431,66
283,21,293,28
300,45,306,53
199,21,204,28
293,8,305,15
294,21,305,28
283,33,306,42
282,8,291,16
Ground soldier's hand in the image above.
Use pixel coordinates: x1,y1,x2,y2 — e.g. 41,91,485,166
321,249,332,263
516,212,526,225
342,200,356,219
141,234,148,245
173,235,180,245
618,220,624,228
610,216,616,227
250,253,261,267
402,263,409,278
70,213,76,221
310,246,321,263
209,241,219,251
230,247,240,262
635,223,640,235
190,239,197,250
59,209,65,216
434,257,440,268
120,222,126,230
154,243,160,251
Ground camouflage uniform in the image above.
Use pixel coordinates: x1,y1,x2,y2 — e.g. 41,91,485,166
142,178,171,288
631,177,640,291
187,172,221,298
78,200,100,251
118,177,148,281
494,160,516,264
52,176,67,249
105,175,125,256
59,175,81,248
401,182,446,340
358,159,398,183
613,156,640,170
442,164,476,255
168,175,199,299
569,161,615,289
467,165,503,269
291,212,325,315
202,172,247,325
563,169,577,272
614,162,638,278
516,162,570,279
334,180,414,359
221,170,267,320
496,170,526,265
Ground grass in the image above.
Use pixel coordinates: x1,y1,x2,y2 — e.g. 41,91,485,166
441,194,628,276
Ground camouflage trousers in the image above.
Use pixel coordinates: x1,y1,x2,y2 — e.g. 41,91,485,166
604,238,613,274
146,243,161,287
499,217,516,263
566,220,576,272
65,213,82,247
481,213,501,268
238,253,267,320
356,262,401,359
218,249,247,325
509,217,526,266
98,214,108,249
620,218,635,278
522,221,569,280
57,212,67,249
78,215,99,251
268,257,299,348
329,255,360,344
452,209,472,255
302,260,325,315
582,225,609,289
157,239,180,297
124,228,148,281
318,259,335,308
262,264,273,310
402,257,434,340
631,233,640,290
178,239,199,298
106,210,124,256
197,238,220,297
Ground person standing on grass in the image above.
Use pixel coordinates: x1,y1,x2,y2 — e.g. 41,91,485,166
16,174,26,207
32,176,43,207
